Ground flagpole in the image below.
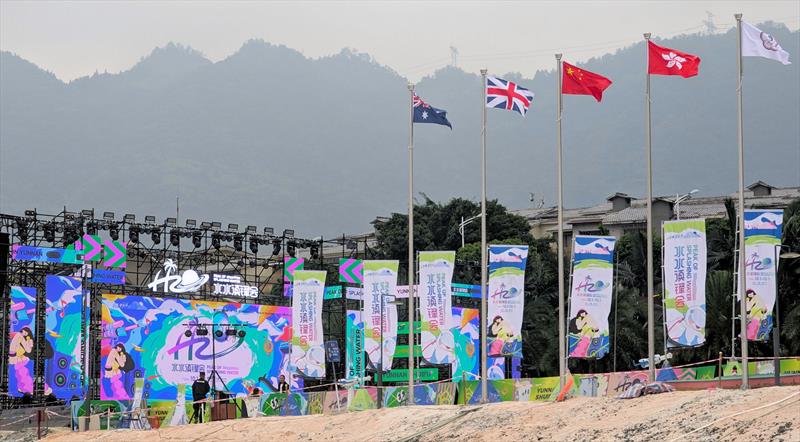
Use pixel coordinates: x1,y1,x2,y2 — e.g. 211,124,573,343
480,68,488,403
555,53,566,390
643,33,655,382
735,13,749,390
407,82,416,403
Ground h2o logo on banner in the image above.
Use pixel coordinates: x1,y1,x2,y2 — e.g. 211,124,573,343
147,259,210,294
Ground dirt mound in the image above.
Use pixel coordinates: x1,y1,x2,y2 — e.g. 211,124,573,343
45,386,799,442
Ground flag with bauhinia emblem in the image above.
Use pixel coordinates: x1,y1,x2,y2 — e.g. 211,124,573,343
413,94,452,128
647,41,701,78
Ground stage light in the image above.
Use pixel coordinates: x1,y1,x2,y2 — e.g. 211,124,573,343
24,210,36,217
81,209,94,218
129,226,140,243
184,330,192,338
103,212,115,220
264,227,274,235
287,240,296,257
346,240,358,250
215,329,224,338
109,223,119,241
16,220,28,242
237,330,246,338
272,238,282,255
200,221,211,229
246,225,256,234
64,226,78,245
228,223,239,232
166,217,177,226
197,327,209,336
145,215,156,224
86,221,98,235
192,231,202,248
249,260,257,268
233,235,243,252
211,222,221,231
44,223,55,243
283,229,294,238
170,229,180,247
151,229,161,245
123,214,135,223
226,328,237,337
249,238,259,254
237,259,245,267
212,233,221,249
310,243,319,260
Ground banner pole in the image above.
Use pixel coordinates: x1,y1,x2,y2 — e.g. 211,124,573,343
555,53,566,390
407,82,416,405
643,33,655,382
735,13,749,390
479,68,488,403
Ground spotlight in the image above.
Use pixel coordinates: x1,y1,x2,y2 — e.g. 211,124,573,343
24,210,36,217
151,228,161,245
123,214,135,223
272,238,282,256
249,260,257,268
109,222,119,241
44,223,55,243
15,220,28,242
200,221,212,229
196,327,208,336
192,231,202,248
103,212,115,220
184,330,193,338
346,240,358,250
86,221,98,235
283,229,294,238
214,329,224,338
145,215,156,224
246,226,256,234
211,233,221,249
233,235,243,252
237,330,246,338
129,226,140,243
264,227,274,235
64,226,78,245
186,219,197,228
237,259,245,267
166,217,177,226
310,243,319,260
226,328,237,337
81,209,94,218
287,240,296,257
170,229,180,247
249,238,259,254
228,223,239,232
211,222,221,231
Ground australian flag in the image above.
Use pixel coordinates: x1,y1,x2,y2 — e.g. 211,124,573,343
413,94,452,129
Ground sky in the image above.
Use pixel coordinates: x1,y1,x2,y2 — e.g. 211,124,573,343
1,1,798,82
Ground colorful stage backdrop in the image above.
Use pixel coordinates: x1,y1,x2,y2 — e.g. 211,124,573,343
663,219,707,347
101,295,293,400
45,275,86,399
744,209,783,341
568,236,616,359
7,286,37,397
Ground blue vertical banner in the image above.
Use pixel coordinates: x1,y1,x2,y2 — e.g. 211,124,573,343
7,286,37,397
486,245,528,358
568,236,616,359
45,275,86,399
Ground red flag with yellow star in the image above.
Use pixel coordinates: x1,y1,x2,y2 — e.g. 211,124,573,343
561,61,612,102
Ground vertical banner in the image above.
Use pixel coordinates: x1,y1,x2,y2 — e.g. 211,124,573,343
744,209,783,341
283,257,305,297
451,307,480,381
291,270,326,378
7,286,37,397
45,275,86,399
418,251,456,365
345,310,365,386
487,245,528,358
568,236,616,359
362,260,399,371
663,219,707,347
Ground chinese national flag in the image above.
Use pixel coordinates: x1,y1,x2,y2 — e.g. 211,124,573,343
647,41,701,78
561,62,612,102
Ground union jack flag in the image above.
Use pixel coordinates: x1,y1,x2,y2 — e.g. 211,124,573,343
486,76,534,117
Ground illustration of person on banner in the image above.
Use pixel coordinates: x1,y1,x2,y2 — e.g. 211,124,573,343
102,343,134,399
567,236,616,359
8,327,35,395
486,245,528,358
743,209,783,342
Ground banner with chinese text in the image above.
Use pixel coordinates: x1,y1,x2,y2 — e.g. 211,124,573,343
291,270,326,378
418,251,456,365
663,219,707,347
487,245,528,358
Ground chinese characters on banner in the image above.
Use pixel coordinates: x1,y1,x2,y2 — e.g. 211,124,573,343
291,270,327,378
487,245,528,358
362,260,399,371
418,251,456,365
663,220,707,347
744,209,783,341
568,236,616,359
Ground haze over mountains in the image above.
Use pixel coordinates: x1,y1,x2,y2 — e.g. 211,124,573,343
1,24,798,237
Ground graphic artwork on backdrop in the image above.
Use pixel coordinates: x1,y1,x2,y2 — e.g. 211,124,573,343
743,210,783,341
101,295,294,400
147,259,209,294
486,245,529,358
7,286,40,397
362,261,399,371
45,276,86,399
418,251,456,365
568,236,616,359
663,220,707,347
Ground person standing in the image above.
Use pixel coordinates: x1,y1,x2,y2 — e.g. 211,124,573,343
276,374,290,394
190,371,210,423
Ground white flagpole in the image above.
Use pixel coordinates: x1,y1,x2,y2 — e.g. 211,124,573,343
480,68,489,403
644,33,655,382
735,13,750,390
555,53,566,390
407,82,416,403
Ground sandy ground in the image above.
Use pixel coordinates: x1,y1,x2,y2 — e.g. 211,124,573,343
44,386,800,442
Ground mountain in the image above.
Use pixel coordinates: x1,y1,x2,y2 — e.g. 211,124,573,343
1,26,798,237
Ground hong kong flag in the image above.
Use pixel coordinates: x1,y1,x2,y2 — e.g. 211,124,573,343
647,40,701,78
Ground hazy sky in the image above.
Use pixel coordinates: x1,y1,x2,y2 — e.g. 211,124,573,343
2,1,798,82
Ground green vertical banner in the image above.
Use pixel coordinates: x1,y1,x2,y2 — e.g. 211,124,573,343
345,310,365,387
